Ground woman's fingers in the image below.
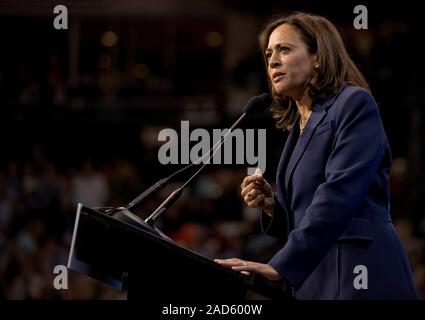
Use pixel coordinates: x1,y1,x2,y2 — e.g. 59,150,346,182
240,174,273,209
242,186,261,200
242,185,272,208
241,177,271,198
217,259,258,274
215,258,282,281
242,181,268,198
214,258,245,266
246,194,266,207
243,189,266,207
231,264,252,271
248,188,262,198
241,182,258,197
241,175,263,189
215,259,252,276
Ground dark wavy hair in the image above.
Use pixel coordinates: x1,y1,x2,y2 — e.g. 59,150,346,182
259,12,370,130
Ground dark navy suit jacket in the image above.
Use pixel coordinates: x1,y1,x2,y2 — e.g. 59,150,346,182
261,85,419,299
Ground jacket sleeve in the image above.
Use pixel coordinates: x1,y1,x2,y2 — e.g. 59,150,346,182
260,195,289,244
268,89,386,289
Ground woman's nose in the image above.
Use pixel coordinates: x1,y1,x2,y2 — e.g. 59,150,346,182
269,53,281,68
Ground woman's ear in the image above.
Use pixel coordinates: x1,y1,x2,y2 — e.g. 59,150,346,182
313,55,319,69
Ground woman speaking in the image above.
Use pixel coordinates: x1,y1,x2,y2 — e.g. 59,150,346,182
215,12,419,300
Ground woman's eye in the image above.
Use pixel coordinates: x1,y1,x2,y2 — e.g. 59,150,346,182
280,46,289,53
266,53,271,60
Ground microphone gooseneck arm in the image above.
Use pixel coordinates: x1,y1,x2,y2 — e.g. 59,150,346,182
180,112,246,190
125,113,247,212
144,113,247,225
125,164,194,212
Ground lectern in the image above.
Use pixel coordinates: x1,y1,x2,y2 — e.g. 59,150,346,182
67,203,293,301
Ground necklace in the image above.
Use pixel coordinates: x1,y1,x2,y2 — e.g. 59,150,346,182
299,111,312,133
299,118,305,132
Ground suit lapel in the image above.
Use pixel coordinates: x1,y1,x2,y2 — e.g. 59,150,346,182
275,124,299,214
277,125,298,177
284,92,341,189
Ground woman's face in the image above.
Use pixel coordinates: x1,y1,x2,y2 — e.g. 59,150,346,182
266,23,316,100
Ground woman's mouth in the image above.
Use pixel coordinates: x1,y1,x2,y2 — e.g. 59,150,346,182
272,72,285,82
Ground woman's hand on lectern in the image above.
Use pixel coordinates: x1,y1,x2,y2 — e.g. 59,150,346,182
214,258,282,281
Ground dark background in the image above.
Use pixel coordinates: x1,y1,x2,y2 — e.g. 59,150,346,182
0,0,424,299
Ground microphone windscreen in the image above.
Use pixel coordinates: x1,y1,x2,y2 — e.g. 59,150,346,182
243,93,272,115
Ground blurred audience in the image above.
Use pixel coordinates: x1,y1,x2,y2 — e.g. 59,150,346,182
1,147,424,299
0,147,282,299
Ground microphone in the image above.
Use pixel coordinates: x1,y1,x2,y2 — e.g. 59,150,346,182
243,93,272,116
144,93,271,226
